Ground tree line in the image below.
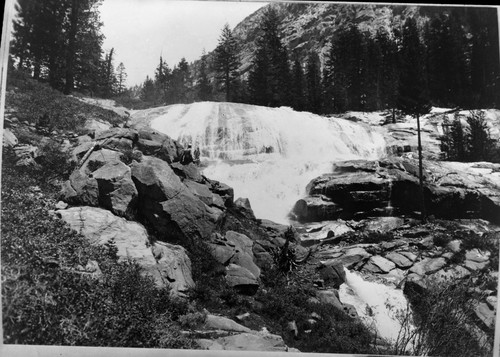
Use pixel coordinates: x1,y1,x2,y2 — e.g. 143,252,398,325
139,7,499,114
10,0,128,98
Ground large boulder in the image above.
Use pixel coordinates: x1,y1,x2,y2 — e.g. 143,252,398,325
62,170,99,206
317,262,346,289
225,263,259,295
136,129,183,163
57,206,194,296
92,161,138,217
292,196,342,222
131,156,216,243
151,241,195,296
208,231,261,279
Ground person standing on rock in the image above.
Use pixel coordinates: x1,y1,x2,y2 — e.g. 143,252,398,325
193,146,200,164
181,144,194,165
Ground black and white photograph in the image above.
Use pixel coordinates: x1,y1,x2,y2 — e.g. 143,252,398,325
1,1,499,356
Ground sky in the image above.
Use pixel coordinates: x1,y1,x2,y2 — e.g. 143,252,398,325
99,0,268,87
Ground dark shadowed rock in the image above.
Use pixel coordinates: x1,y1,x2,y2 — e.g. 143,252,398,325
316,289,343,311
225,264,259,295
137,129,183,163
292,195,342,222
317,262,346,288
92,161,138,216
234,197,256,220
171,162,204,183
131,156,216,243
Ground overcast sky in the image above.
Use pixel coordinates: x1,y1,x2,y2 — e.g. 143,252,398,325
100,0,268,86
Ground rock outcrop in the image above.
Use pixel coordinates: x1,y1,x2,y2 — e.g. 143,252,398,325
292,158,500,224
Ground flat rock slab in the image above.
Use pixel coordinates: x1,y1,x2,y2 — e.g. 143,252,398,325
197,331,289,351
409,257,447,276
385,252,414,269
204,315,251,333
323,247,371,269
362,255,396,274
475,302,496,330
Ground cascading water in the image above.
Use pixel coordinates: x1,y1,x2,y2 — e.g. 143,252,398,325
339,268,414,344
147,102,387,223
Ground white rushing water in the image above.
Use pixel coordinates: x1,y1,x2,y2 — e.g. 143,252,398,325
147,102,386,223
339,269,414,344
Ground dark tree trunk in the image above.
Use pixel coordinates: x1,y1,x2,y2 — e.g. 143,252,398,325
64,0,79,95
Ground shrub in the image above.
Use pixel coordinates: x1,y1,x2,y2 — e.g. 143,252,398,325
120,149,143,165
395,277,492,356
433,232,452,247
256,267,376,354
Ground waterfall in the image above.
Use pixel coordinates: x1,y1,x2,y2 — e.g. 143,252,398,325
146,102,387,223
339,269,414,345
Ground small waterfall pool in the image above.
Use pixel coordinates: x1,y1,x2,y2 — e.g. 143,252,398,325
339,268,414,344
146,102,387,223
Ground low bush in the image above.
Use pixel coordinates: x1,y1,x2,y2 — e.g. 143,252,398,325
256,267,376,354
397,277,492,356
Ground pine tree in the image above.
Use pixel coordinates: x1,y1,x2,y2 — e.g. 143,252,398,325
440,114,466,161
116,62,127,95
196,50,213,101
214,24,240,102
397,17,432,221
375,28,400,122
248,7,291,107
140,76,156,103
304,51,322,114
155,56,171,104
290,56,306,111
10,0,105,95
467,110,493,161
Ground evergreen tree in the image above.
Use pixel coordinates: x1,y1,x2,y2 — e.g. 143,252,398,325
440,114,466,161
140,76,156,103
397,17,432,221
469,8,500,108
425,13,469,107
155,56,171,104
116,62,127,95
375,28,400,122
466,110,493,161
168,58,192,104
248,7,291,107
196,50,213,101
304,51,322,114
11,0,105,95
214,24,240,102
290,56,306,111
